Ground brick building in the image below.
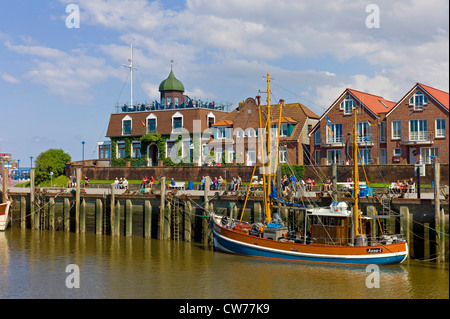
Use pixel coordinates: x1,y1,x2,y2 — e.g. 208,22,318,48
309,83,449,165
209,97,319,166
385,83,449,164
100,68,229,166
308,88,396,165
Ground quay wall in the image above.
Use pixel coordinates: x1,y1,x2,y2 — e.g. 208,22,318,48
4,188,449,262
66,163,449,185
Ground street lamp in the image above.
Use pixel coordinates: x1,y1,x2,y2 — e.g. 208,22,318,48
30,156,33,169
81,141,86,166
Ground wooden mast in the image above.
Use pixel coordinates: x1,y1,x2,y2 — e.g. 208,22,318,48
353,107,360,237
264,74,273,222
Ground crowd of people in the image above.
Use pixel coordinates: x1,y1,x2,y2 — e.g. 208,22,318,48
392,178,416,193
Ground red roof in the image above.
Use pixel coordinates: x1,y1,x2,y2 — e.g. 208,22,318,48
271,116,297,124
347,89,396,115
418,83,449,110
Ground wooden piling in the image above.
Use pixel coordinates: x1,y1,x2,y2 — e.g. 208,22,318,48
110,183,115,236
434,161,445,262
75,168,81,233
114,200,121,236
159,177,166,240
49,197,55,231
144,200,152,238
163,201,171,240
95,198,103,235
80,198,86,233
64,197,70,232
30,169,36,229
2,166,7,203
400,206,413,258
184,201,192,242
126,199,132,237
254,202,262,223
424,222,430,260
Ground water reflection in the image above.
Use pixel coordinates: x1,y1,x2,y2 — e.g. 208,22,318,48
0,228,448,299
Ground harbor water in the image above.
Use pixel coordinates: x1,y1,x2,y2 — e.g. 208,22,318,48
0,227,448,299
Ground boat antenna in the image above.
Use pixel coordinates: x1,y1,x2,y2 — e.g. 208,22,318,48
122,39,138,107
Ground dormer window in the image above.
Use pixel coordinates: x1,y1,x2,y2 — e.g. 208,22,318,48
146,113,157,134
207,112,215,128
409,90,428,110
122,115,132,135
340,96,356,114
172,111,183,132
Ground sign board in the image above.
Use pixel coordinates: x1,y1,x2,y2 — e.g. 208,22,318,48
415,164,425,177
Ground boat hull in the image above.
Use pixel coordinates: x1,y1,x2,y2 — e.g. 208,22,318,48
211,215,408,265
0,202,11,231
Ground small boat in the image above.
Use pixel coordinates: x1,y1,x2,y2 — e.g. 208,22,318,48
0,201,11,231
210,74,408,265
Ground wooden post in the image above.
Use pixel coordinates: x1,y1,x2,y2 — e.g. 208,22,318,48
184,201,192,242
163,201,171,240
204,176,210,204
80,198,86,233
75,168,81,233
254,202,262,223
2,166,7,203
20,196,26,229
367,206,378,241
424,222,430,261
95,198,103,235
49,197,55,231
110,183,115,236
125,199,132,237
332,163,338,201
159,177,166,240
30,169,36,229
203,202,212,243
114,200,121,236
64,197,70,232
433,161,444,262
400,206,413,259
144,200,152,238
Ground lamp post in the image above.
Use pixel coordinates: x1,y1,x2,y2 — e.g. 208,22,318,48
81,141,86,166
30,156,33,169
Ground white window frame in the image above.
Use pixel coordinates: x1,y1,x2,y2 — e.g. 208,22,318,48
117,141,126,159
146,113,157,133
379,122,386,143
341,96,356,115
409,90,428,111
132,141,141,158
122,115,132,135
420,147,438,164
279,146,287,163
327,149,343,165
171,111,183,133
207,112,215,128
314,129,320,145
393,148,401,156
392,120,401,140
435,118,446,138
409,119,428,141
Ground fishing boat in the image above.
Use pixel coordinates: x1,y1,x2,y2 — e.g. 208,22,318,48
0,201,11,231
210,74,408,265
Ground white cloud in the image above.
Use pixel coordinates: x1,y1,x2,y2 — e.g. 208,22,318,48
0,72,20,84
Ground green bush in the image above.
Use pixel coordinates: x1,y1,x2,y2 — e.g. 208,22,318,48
34,149,71,185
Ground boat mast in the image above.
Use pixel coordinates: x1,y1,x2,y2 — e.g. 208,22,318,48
265,74,273,222
353,107,360,237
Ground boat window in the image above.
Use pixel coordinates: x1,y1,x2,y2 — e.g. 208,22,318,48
336,218,344,227
322,217,328,226
329,217,336,227
312,216,319,225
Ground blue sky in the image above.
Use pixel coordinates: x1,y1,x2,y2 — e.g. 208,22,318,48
0,0,448,164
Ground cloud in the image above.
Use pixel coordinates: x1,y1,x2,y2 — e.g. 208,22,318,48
0,72,20,84
4,40,123,104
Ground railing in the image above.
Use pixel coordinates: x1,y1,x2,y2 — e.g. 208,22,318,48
115,99,231,113
321,135,344,146
403,131,434,144
356,134,375,145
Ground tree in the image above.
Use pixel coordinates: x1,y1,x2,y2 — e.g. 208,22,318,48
34,149,71,184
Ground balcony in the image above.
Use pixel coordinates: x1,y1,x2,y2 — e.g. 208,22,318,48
403,131,434,145
321,135,345,148
357,135,375,147
115,99,231,113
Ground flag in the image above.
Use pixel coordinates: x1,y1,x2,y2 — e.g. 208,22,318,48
326,115,332,123
327,125,334,137
368,121,375,126
140,120,146,128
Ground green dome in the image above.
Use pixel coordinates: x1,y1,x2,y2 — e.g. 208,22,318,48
159,69,185,92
